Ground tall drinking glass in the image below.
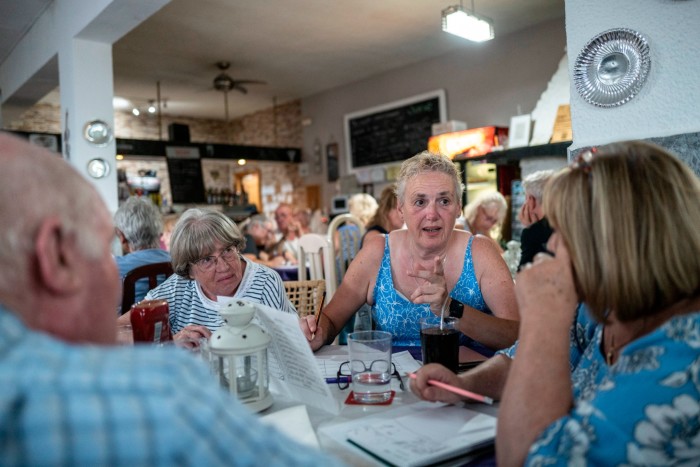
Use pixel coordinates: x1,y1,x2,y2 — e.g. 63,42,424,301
348,331,392,404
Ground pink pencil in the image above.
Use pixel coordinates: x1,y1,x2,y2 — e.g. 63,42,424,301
408,373,494,405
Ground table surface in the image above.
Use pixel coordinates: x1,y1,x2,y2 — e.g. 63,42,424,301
263,344,497,466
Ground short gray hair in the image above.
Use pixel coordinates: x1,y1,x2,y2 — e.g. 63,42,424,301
396,151,464,206
522,170,554,204
170,209,246,277
114,196,163,250
245,214,270,232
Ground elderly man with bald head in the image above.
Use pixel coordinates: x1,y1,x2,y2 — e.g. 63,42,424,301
0,132,340,466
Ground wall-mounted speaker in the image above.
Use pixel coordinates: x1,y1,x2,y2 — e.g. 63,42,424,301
168,123,190,143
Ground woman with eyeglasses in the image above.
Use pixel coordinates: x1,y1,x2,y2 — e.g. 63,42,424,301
411,141,700,466
462,190,507,252
117,209,296,342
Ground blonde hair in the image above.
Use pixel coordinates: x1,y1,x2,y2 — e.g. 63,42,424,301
348,193,378,226
463,190,507,240
545,140,700,323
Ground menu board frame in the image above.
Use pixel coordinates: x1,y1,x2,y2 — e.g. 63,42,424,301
165,145,206,203
344,89,446,173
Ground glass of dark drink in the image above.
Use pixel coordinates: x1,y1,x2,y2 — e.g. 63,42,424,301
420,316,459,373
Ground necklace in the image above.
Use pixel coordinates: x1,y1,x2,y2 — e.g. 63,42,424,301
604,318,647,365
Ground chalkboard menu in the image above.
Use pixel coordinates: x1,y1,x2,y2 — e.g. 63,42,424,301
165,146,206,203
345,90,445,170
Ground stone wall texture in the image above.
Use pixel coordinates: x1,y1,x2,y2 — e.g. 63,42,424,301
5,99,309,219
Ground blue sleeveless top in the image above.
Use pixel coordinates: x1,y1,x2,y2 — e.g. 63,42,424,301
371,234,488,346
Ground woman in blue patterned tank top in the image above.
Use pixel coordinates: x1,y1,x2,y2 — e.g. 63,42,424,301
301,151,519,352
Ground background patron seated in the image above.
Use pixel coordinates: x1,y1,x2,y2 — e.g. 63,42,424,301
114,195,171,306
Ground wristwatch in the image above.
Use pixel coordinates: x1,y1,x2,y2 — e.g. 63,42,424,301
449,298,464,319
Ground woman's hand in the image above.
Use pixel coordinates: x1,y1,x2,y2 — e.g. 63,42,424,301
174,324,211,344
516,232,578,327
410,363,464,404
299,315,324,351
408,255,449,315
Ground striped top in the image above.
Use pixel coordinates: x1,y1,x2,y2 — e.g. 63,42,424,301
145,257,296,333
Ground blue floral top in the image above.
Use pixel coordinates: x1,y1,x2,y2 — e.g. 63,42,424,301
372,234,488,346
502,305,700,465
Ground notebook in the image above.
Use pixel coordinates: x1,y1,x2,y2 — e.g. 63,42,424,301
324,401,496,467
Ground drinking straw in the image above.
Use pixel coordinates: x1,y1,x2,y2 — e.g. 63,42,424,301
408,373,494,405
438,257,448,330
439,295,449,330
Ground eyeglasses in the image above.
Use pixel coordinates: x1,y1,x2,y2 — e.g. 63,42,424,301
192,244,239,272
336,360,404,391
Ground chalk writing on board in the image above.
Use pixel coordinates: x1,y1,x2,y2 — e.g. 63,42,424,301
344,90,446,171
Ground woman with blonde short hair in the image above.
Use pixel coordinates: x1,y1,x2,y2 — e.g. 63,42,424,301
302,151,518,352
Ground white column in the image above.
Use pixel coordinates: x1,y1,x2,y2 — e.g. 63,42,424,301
59,38,118,213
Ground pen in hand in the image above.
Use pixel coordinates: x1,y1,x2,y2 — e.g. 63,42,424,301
311,291,326,341
408,373,494,405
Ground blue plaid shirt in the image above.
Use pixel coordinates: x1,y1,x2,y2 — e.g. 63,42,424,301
0,305,342,466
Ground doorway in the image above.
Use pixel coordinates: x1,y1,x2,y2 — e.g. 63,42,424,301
234,169,262,213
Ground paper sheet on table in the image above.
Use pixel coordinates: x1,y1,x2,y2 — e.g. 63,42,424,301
315,348,422,379
217,298,339,415
260,405,321,449
320,401,495,467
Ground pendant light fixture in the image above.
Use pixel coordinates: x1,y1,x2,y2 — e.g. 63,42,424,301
441,0,494,43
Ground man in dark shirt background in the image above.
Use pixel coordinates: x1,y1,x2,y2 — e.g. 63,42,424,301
518,170,554,270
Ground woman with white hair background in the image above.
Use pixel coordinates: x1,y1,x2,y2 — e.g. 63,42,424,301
463,190,508,251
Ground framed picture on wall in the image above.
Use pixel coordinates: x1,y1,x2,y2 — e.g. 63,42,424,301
327,142,339,182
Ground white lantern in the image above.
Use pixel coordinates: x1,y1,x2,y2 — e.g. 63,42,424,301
209,300,273,412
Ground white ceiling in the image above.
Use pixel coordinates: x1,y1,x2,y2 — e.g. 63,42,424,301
1,0,565,122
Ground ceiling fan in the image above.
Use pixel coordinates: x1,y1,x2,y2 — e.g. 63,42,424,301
212,61,266,127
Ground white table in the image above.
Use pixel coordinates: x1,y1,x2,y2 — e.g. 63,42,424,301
262,345,498,466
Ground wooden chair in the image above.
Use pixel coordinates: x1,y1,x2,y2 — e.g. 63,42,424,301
120,261,174,315
283,279,326,319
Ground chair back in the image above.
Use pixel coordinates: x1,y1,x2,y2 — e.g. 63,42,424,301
120,261,174,315
283,279,326,318
327,213,365,300
296,233,334,297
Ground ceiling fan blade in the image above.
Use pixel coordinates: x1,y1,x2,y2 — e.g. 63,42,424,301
232,79,267,86
232,84,249,94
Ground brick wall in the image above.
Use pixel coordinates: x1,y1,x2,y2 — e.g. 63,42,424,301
6,99,309,217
